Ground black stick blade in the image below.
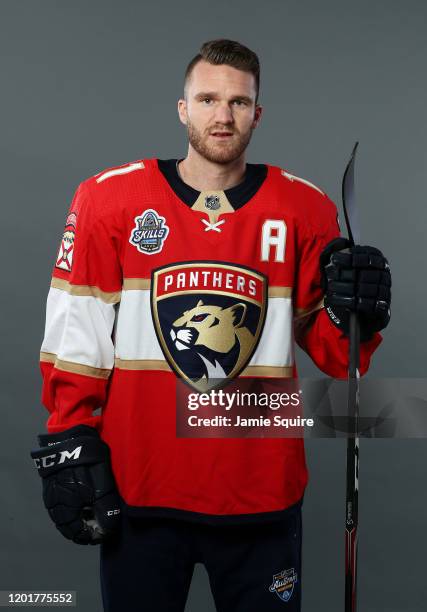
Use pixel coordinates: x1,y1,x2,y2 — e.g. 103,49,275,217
342,141,360,246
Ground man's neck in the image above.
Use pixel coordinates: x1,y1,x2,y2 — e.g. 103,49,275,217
177,148,246,192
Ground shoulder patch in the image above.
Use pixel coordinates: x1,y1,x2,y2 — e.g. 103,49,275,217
95,161,145,184
129,209,169,255
281,169,325,196
55,212,77,272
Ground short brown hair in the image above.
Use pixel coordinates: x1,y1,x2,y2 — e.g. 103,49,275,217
184,39,260,103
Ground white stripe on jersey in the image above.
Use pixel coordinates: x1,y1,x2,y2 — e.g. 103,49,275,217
42,286,295,372
115,290,164,361
41,288,116,370
115,289,294,368
250,296,294,367
281,169,325,196
95,162,145,183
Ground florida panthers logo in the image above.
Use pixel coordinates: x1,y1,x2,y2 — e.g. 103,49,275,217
151,262,267,390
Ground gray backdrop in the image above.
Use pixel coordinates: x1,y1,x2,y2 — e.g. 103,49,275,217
1,0,426,610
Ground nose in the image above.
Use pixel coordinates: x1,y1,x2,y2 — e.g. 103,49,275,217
214,102,234,124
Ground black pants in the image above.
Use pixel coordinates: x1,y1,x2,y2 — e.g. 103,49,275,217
100,506,302,612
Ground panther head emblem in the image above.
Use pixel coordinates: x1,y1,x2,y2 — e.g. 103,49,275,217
170,299,254,383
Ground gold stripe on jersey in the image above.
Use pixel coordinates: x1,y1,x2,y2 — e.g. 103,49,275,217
294,298,324,319
42,354,294,378
114,359,293,378
114,358,171,371
122,278,151,290
240,365,294,378
268,286,292,298
40,352,112,379
51,277,121,304
40,351,56,364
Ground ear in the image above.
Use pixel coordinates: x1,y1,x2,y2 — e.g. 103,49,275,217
252,104,263,129
229,303,247,328
196,300,204,307
177,98,188,126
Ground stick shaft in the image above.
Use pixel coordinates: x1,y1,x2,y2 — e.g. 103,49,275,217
345,313,360,612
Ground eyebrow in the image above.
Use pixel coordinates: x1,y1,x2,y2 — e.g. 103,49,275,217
194,92,254,104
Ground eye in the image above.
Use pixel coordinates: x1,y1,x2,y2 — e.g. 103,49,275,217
191,313,208,322
202,97,213,105
232,99,246,106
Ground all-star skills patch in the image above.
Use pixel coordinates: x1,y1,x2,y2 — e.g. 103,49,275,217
129,208,169,255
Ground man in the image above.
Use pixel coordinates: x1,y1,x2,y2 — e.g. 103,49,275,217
31,40,391,611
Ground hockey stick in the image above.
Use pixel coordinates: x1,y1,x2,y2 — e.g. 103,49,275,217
342,141,360,612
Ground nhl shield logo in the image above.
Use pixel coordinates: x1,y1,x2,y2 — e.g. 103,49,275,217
129,208,169,255
269,568,298,603
204,194,220,210
151,262,267,390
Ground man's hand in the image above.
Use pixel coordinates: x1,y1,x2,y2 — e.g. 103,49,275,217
320,237,391,341
31,425,121,545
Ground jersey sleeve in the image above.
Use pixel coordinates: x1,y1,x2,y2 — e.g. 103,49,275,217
40,181,122,433
293,192,382,377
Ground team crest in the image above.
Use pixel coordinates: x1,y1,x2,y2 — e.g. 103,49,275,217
55,212,77,271
129,209,169,255
151,262,267,391
269,568,298,603
204,194,220,210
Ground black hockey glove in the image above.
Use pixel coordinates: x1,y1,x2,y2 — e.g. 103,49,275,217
31,425,121,545
319,237,391,341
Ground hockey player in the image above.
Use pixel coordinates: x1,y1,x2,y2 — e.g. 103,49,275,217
31,40,391,611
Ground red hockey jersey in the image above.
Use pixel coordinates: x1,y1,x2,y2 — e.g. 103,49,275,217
39,158,381,523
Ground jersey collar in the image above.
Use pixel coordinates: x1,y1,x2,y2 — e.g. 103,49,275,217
156,158,268,211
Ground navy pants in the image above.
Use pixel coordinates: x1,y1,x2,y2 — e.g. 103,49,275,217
100,506,302,612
